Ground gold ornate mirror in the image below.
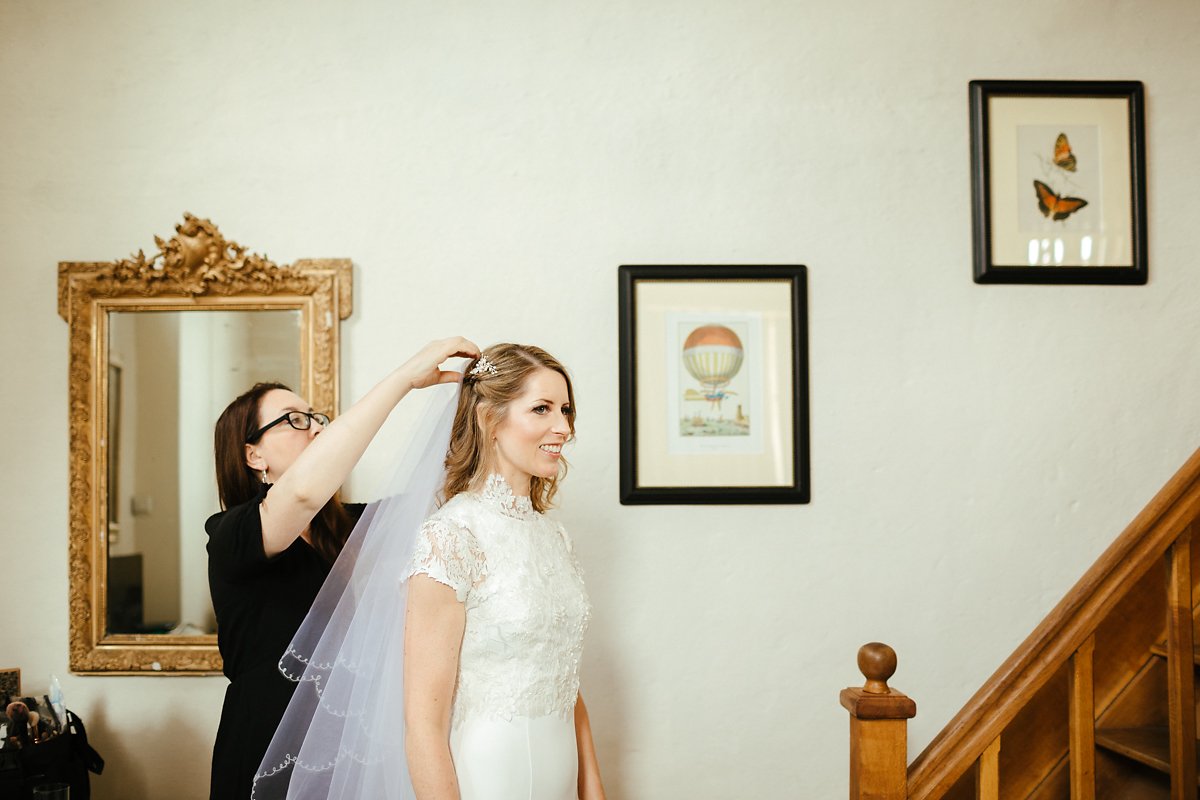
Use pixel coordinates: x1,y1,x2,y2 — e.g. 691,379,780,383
58,214,352,674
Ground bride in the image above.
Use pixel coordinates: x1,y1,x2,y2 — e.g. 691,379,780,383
253,344,605,800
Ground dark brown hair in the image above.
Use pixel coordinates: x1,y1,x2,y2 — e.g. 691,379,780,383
442,344,576,513
213,382,351,563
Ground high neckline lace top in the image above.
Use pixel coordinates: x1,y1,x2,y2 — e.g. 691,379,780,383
402,474,590,728
477,473,536,519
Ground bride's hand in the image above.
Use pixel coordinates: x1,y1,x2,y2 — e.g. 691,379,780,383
401,336,481,389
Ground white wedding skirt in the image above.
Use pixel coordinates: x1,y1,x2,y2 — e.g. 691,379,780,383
450,715,578,800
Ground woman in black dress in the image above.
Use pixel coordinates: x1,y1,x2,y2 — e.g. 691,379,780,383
206,337,478,800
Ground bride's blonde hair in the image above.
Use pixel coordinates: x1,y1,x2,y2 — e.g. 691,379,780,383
442,343,576,513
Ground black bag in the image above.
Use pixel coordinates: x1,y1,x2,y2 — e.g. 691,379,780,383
0,710,104,800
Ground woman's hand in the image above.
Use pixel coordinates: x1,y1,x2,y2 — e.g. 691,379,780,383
401,337,481,390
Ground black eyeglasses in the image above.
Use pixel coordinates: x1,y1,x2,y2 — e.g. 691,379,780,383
246,411,331,444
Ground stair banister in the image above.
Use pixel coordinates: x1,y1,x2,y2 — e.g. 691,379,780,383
841,642,916,800
907,446,1200,797
841,446,1200,798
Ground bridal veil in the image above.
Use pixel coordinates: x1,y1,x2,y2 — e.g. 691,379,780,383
252,381,461,799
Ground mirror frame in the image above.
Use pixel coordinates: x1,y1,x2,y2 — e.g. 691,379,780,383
58,214,352,674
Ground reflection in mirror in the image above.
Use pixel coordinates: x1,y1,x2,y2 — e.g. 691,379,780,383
106,310,301,636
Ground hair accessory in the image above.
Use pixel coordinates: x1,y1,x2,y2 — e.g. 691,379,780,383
469,356,499,378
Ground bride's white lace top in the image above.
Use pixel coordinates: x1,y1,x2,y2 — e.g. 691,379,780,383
402,474,591,729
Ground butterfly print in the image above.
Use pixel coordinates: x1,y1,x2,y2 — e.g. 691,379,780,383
1034,180,1088,221
1053,133,1077,172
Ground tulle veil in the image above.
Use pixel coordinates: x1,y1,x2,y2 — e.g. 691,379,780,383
252,380,461,799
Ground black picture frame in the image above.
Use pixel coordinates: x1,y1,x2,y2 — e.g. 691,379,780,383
970,80,1147,285
618,265,810,505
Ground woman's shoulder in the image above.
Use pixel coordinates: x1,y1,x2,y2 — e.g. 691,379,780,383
205,489,266,538
205,490,272,574
426,492,479,527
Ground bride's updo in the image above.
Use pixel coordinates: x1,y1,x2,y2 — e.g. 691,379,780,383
442,343,576,513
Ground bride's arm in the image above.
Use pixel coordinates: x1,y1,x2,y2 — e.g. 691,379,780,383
575,693,606,800
404,575,467,800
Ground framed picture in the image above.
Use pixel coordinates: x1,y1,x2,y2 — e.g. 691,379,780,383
969,80,1147,284
0,667,20,702
618,265,809,505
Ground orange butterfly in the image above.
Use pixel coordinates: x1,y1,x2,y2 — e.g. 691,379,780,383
1034,180,1088,221
1053,133,1077,171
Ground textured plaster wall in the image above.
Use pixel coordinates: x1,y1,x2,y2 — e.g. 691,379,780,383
2,1,1200,797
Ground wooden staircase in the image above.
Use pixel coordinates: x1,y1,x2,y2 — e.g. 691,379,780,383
842,447,1200,800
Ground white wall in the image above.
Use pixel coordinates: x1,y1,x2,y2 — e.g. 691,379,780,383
3,1,1200,797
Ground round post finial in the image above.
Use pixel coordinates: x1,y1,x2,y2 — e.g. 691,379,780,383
857,642,897,694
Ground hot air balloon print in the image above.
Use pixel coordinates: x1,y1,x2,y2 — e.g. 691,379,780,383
681,324,744,411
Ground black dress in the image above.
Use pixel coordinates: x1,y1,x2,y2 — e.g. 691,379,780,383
206,487,364,800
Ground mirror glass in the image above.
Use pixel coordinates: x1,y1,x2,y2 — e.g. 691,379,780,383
105,309,301,636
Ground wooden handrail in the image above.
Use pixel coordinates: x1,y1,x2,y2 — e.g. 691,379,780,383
905,445,1200,799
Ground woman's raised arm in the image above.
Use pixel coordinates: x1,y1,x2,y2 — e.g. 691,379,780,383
254,336,478,557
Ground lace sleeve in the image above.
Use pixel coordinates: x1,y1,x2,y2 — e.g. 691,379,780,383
403,517,487,602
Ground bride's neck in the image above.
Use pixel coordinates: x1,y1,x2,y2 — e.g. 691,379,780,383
476,468,531,497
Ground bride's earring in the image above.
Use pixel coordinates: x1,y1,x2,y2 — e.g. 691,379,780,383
260,469,269,484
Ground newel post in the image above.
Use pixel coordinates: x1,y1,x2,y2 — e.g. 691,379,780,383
841,643,917,800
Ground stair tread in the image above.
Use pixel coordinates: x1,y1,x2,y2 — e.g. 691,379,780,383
1095,727,1200,785
1148,642,1200,664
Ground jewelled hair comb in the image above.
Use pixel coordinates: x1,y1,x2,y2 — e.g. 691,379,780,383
469,356,499,378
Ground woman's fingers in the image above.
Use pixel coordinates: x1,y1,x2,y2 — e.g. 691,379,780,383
442,336,480,360
404,337,480,389
424,337,480,365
